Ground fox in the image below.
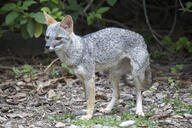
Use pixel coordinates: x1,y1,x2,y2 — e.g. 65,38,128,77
43,11,152,120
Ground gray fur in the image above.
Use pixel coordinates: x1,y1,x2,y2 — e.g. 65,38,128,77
45,22,152,119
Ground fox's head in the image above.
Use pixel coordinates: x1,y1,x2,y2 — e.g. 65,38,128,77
43,11,73,51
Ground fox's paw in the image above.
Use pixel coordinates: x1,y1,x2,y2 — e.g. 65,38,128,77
80,115,92,120
136,109,145,117
99,107,111,114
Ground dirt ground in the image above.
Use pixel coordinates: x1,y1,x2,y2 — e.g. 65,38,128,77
0,56,192,128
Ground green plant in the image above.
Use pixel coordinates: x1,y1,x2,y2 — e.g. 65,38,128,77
61,63,74,75
168,77,174,84
12,64,36,77
184,1,192,12
162,36,192,54
173,97,192,115
48,69,60,78
12,67,21,77
72,116,119,127
150,50,168,60
170,64,184,74
121,112,156,127
0,0,118,39
51,95,60,102
87,7,110,25
0,0,46,38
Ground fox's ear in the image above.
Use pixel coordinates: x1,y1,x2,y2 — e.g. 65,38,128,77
60,15,73,34
43,11,57,25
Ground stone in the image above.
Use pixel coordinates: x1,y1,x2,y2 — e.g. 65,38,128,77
92,124,102,128
172,115,183,119
68,125,79,128
48,89,56,99
119,120,135,127
156,93,166,99
116,116,121,121
16,81,25,86
0,116,7,122
143,90,153,97
55,122,66,128
184,113,192,119
153,82,159,87
144,97,154,102
189,119,192,124
124,94,134,100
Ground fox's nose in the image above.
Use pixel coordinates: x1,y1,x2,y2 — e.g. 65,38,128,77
45,46,49,49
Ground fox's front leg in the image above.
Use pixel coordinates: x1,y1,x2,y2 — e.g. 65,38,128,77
81,77,95,120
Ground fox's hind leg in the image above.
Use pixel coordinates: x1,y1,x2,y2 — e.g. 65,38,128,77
100,58,131,113
134,76,145,116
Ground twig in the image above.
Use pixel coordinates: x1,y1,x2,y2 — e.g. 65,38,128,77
44,58,60,73
168,0,178,36
179,0,192,12
0,80,16,88
83,0,94,15
0,56,26,63
102,18,129,29
142,0,173,53
0,65,13,70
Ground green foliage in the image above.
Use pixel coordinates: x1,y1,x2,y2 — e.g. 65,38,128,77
12,64,36,77
48,69,60,78
61,63,74,75
173,97,192,115
121,113,156,127
164,91,192,115
184,2,192,12
12,67,21,77
61,63,67,68
0,0,45,38
107,0,117,6
72,116,119,127
170,64,184,74
0,0,118,39
168,77,174,83
161,36,192,54
87,7,110,25
150,50,168,60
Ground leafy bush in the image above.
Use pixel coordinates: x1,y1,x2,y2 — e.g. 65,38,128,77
184,1,192,12
0,0,46,38
161,36,192,54
0,0,117,39
12,64,36,77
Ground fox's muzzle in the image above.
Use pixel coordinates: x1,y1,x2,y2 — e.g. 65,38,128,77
45,43,54,51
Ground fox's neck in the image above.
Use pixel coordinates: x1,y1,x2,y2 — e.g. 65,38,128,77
55,33,83,66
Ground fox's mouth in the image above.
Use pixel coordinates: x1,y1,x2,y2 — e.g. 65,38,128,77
53,43,64,51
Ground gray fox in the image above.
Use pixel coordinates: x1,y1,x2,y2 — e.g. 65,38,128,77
43,11,152,120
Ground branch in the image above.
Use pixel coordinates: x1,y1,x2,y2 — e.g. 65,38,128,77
102,18,129,29
142,0,173,53
178,0,192,12
44,58,60,73
83,0,94,16
168,0,178,36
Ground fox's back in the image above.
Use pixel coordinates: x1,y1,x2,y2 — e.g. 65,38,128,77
81,27,148,70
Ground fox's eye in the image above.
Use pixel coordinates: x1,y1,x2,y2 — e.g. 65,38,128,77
55,37,62,40
45,36,49,40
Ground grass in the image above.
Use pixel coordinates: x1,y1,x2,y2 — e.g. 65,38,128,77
121,112,156,128
173,97,192,115
72,116,119,127
163,89,192,115
71,110,156,127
